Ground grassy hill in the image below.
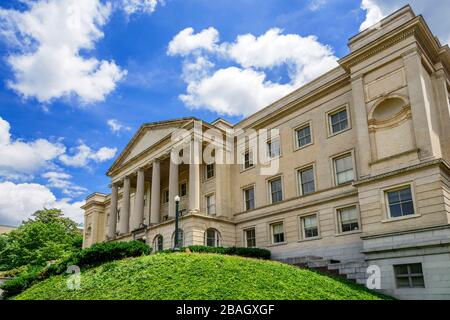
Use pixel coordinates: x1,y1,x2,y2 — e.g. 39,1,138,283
14,253,388,300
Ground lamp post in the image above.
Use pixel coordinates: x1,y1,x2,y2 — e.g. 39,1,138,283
174,195,181,250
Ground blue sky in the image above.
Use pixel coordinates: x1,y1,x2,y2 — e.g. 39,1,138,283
0,0,448,226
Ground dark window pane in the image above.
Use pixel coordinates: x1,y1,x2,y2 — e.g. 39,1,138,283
397,277,411,288
297,126,311,147
303,181,315,194
394,265,408,275
401,202,415,216
411,277,425,288
305,227,318,238
389,204,403,218
330,110,348,134
388,191,400,204
342,222,359,233
410,264,423,274
399,188,412,201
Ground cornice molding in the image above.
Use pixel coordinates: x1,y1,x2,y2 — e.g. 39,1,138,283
339,16,450,76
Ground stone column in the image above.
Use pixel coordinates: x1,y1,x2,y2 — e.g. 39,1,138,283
189,138,201,213
119,176,131,235
132,168,145,230
403,50,442,159
107,183,118,239
431,68,450,160
168,152,179,218
350,74,371,178
150,160,161,224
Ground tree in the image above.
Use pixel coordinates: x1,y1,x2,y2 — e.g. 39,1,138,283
0,209,83,270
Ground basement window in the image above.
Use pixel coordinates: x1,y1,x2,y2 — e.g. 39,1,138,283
394,263,425,288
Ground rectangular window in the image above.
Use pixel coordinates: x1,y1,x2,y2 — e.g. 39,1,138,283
298,166,315,195
329,108,349,134
269,177,283,204
338,206,359,233
271,223,285,244
245,228,256,248
206,194,216,215
394,263,425,288
205,164,215,179
267,139,281,159
162,190,169,203
179,182,187,197
243,187,255,211
387,186,415,218
302,215,319,239
334,154,354,185
296,125,312,148
243,150,255,170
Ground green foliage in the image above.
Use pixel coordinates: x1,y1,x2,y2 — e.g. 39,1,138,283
66,241,152,269
14,254,390,300
157,246,271,259
0,265,28,278
1,241,152,298
1,265,44,299
0,209,82,270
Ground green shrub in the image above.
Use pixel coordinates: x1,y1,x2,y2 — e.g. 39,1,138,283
0,265,29,278
156,246,271,259
1,241,151,298
1,266,43,298
67,241,152,269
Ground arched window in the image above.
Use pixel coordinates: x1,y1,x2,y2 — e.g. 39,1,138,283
205,228,220,247
153,235,163,252
172,229,184,247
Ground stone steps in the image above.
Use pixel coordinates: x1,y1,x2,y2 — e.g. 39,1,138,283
278,256,369,286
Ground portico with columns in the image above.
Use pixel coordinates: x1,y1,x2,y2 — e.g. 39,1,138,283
97,118,234,248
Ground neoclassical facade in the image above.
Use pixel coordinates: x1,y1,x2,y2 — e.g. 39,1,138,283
83,6,450,300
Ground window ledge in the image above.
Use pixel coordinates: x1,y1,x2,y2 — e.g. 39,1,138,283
267,242,287,248
240,166,256,173
381,214,422,223
298,236,322,243
294,142,314,152
202,177,216,183
334,230,362,237
327,127,352,139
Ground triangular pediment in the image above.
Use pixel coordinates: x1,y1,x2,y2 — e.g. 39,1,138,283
107,118,197,175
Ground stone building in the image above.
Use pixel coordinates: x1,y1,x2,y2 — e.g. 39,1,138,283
0,225,16,235
83,6,450,300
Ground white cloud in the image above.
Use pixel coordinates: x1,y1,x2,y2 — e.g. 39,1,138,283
0,117,117,182
181,67,293,116
169,27,338,116
359,0,386,31
225,28,338,86
359,0,450,44
309,0,327,11
0,0,126,104
0,117,66,180
168,27,220,56
59,143,117,168
0,181,84,226
42,171,87,197
107,119,131,134
121,0,163,15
